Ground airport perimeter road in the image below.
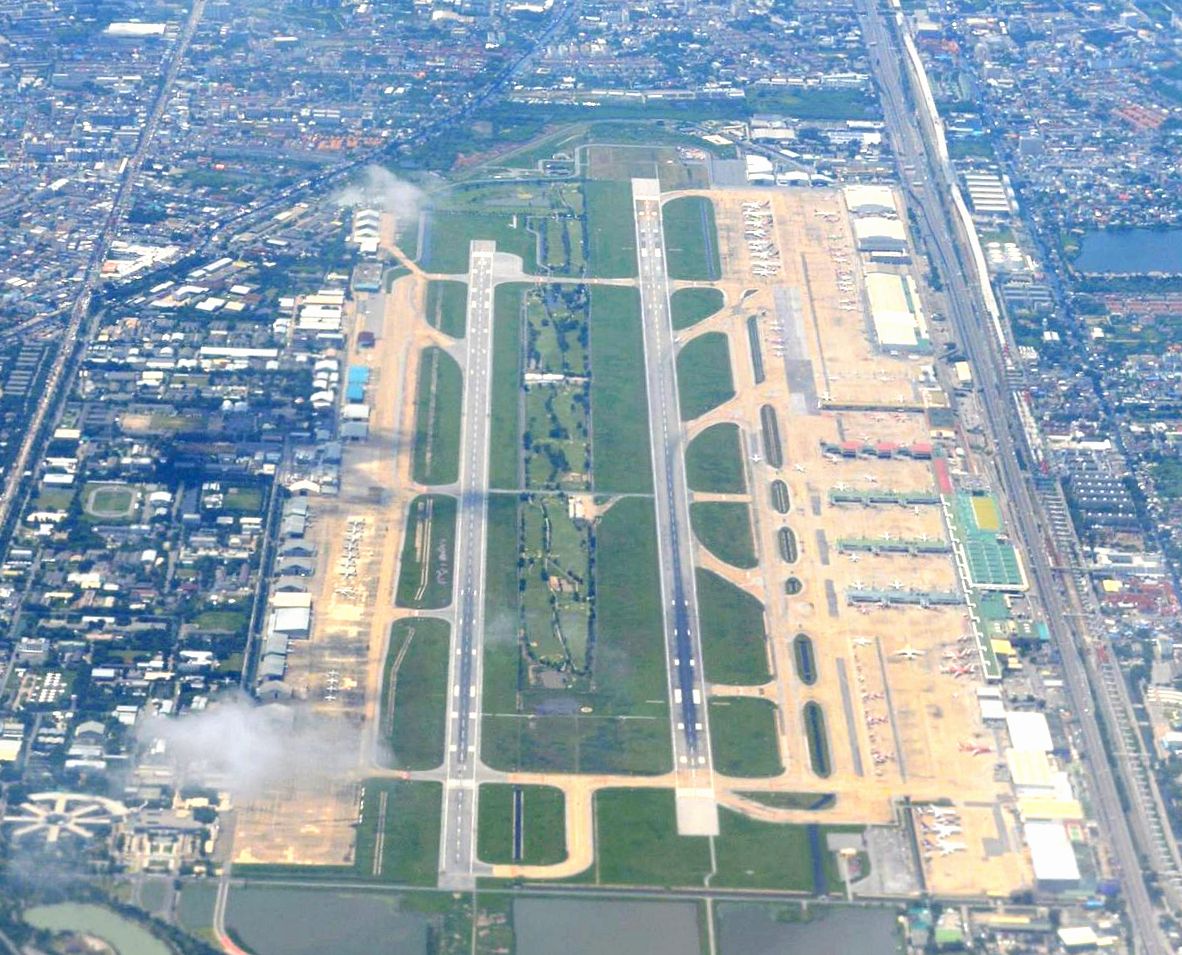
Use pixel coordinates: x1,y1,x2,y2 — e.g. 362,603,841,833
855,4,1168,951
438,240,497,890
632,179,718,835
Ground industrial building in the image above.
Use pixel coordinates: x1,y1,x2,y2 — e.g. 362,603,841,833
1023,820,1082,891
865,271,930,351
963,172,1012,216
844,183,897,216
853,216,908,254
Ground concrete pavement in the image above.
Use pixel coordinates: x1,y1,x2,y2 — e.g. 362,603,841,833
438,240,498,889
632,178,719,836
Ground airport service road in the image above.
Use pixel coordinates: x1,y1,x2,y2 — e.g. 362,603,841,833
631,179,718,835
438,240,497,890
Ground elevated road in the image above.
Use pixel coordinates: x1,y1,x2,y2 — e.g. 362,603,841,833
438,240,497,889
854,2,1168,950
631,179,718,834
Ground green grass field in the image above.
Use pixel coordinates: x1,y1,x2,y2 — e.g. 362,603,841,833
685,422,746,494
690,501,757,569
481,496,671,775
594,789,711,887
477,784,567,866
695,568,770,685
381,619,449,770
84,483,136,519
676,332,734,420
421,210,537,274
489,283,529,490
712,811,817,892
394,494,457,609
662,196,721,281
584,180,638,278
353,779,442,884
746,87,881,120
425,280,468,338
222,486,262,515
708,698,783,778
589,285,653,494
670,287,725,330
412,347,463,486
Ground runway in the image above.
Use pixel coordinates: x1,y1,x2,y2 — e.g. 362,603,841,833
631,178,718,834
438,239,497,889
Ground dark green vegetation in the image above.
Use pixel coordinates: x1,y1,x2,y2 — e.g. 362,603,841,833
676,332,734,420
411,347,462,486
521,284,592,491
793,633,818,686
770,479,790,514
709,698,784,778
785,577,803,596
803,702,832,778
488,283,529,489
747,315,765,384
353,780,442,884
381,619,449,770
690,501,757,569
760,404,783,468
425,280,468,338
662,197,721,281
518,494,593,672
778,526,798,563
589,789,857,893
477,784,566,866
589,286,652,494
395,494,456,609
670,287,725,330
482,496,670,775
685,423,746,494
489,282,651,494
695,568,770,685
583,180,638,278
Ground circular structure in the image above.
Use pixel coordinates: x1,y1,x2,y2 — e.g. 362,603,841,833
2,792,127,843
784,576,803,596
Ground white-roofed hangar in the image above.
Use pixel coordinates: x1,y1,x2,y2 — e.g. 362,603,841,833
865,272,930,352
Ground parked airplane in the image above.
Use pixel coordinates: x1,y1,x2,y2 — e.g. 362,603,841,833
959,741,992,756
894,646,924,660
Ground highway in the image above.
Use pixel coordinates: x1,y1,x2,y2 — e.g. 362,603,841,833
438,240,497,889
854,2,1168,950
631,179,718,833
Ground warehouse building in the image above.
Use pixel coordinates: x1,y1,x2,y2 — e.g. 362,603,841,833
844,183,897,216
1023,820,1082,891
865,271,930,351
1006,710,1055,753
963,172,1012,216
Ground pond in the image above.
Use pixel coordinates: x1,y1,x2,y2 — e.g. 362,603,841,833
717,902,901,955
225,886,428,955
515,897,700,955
1074,228,1182,275
23,903,171,955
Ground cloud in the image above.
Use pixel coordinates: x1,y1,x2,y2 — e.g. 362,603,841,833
333,165,425,226
138,695,363,800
